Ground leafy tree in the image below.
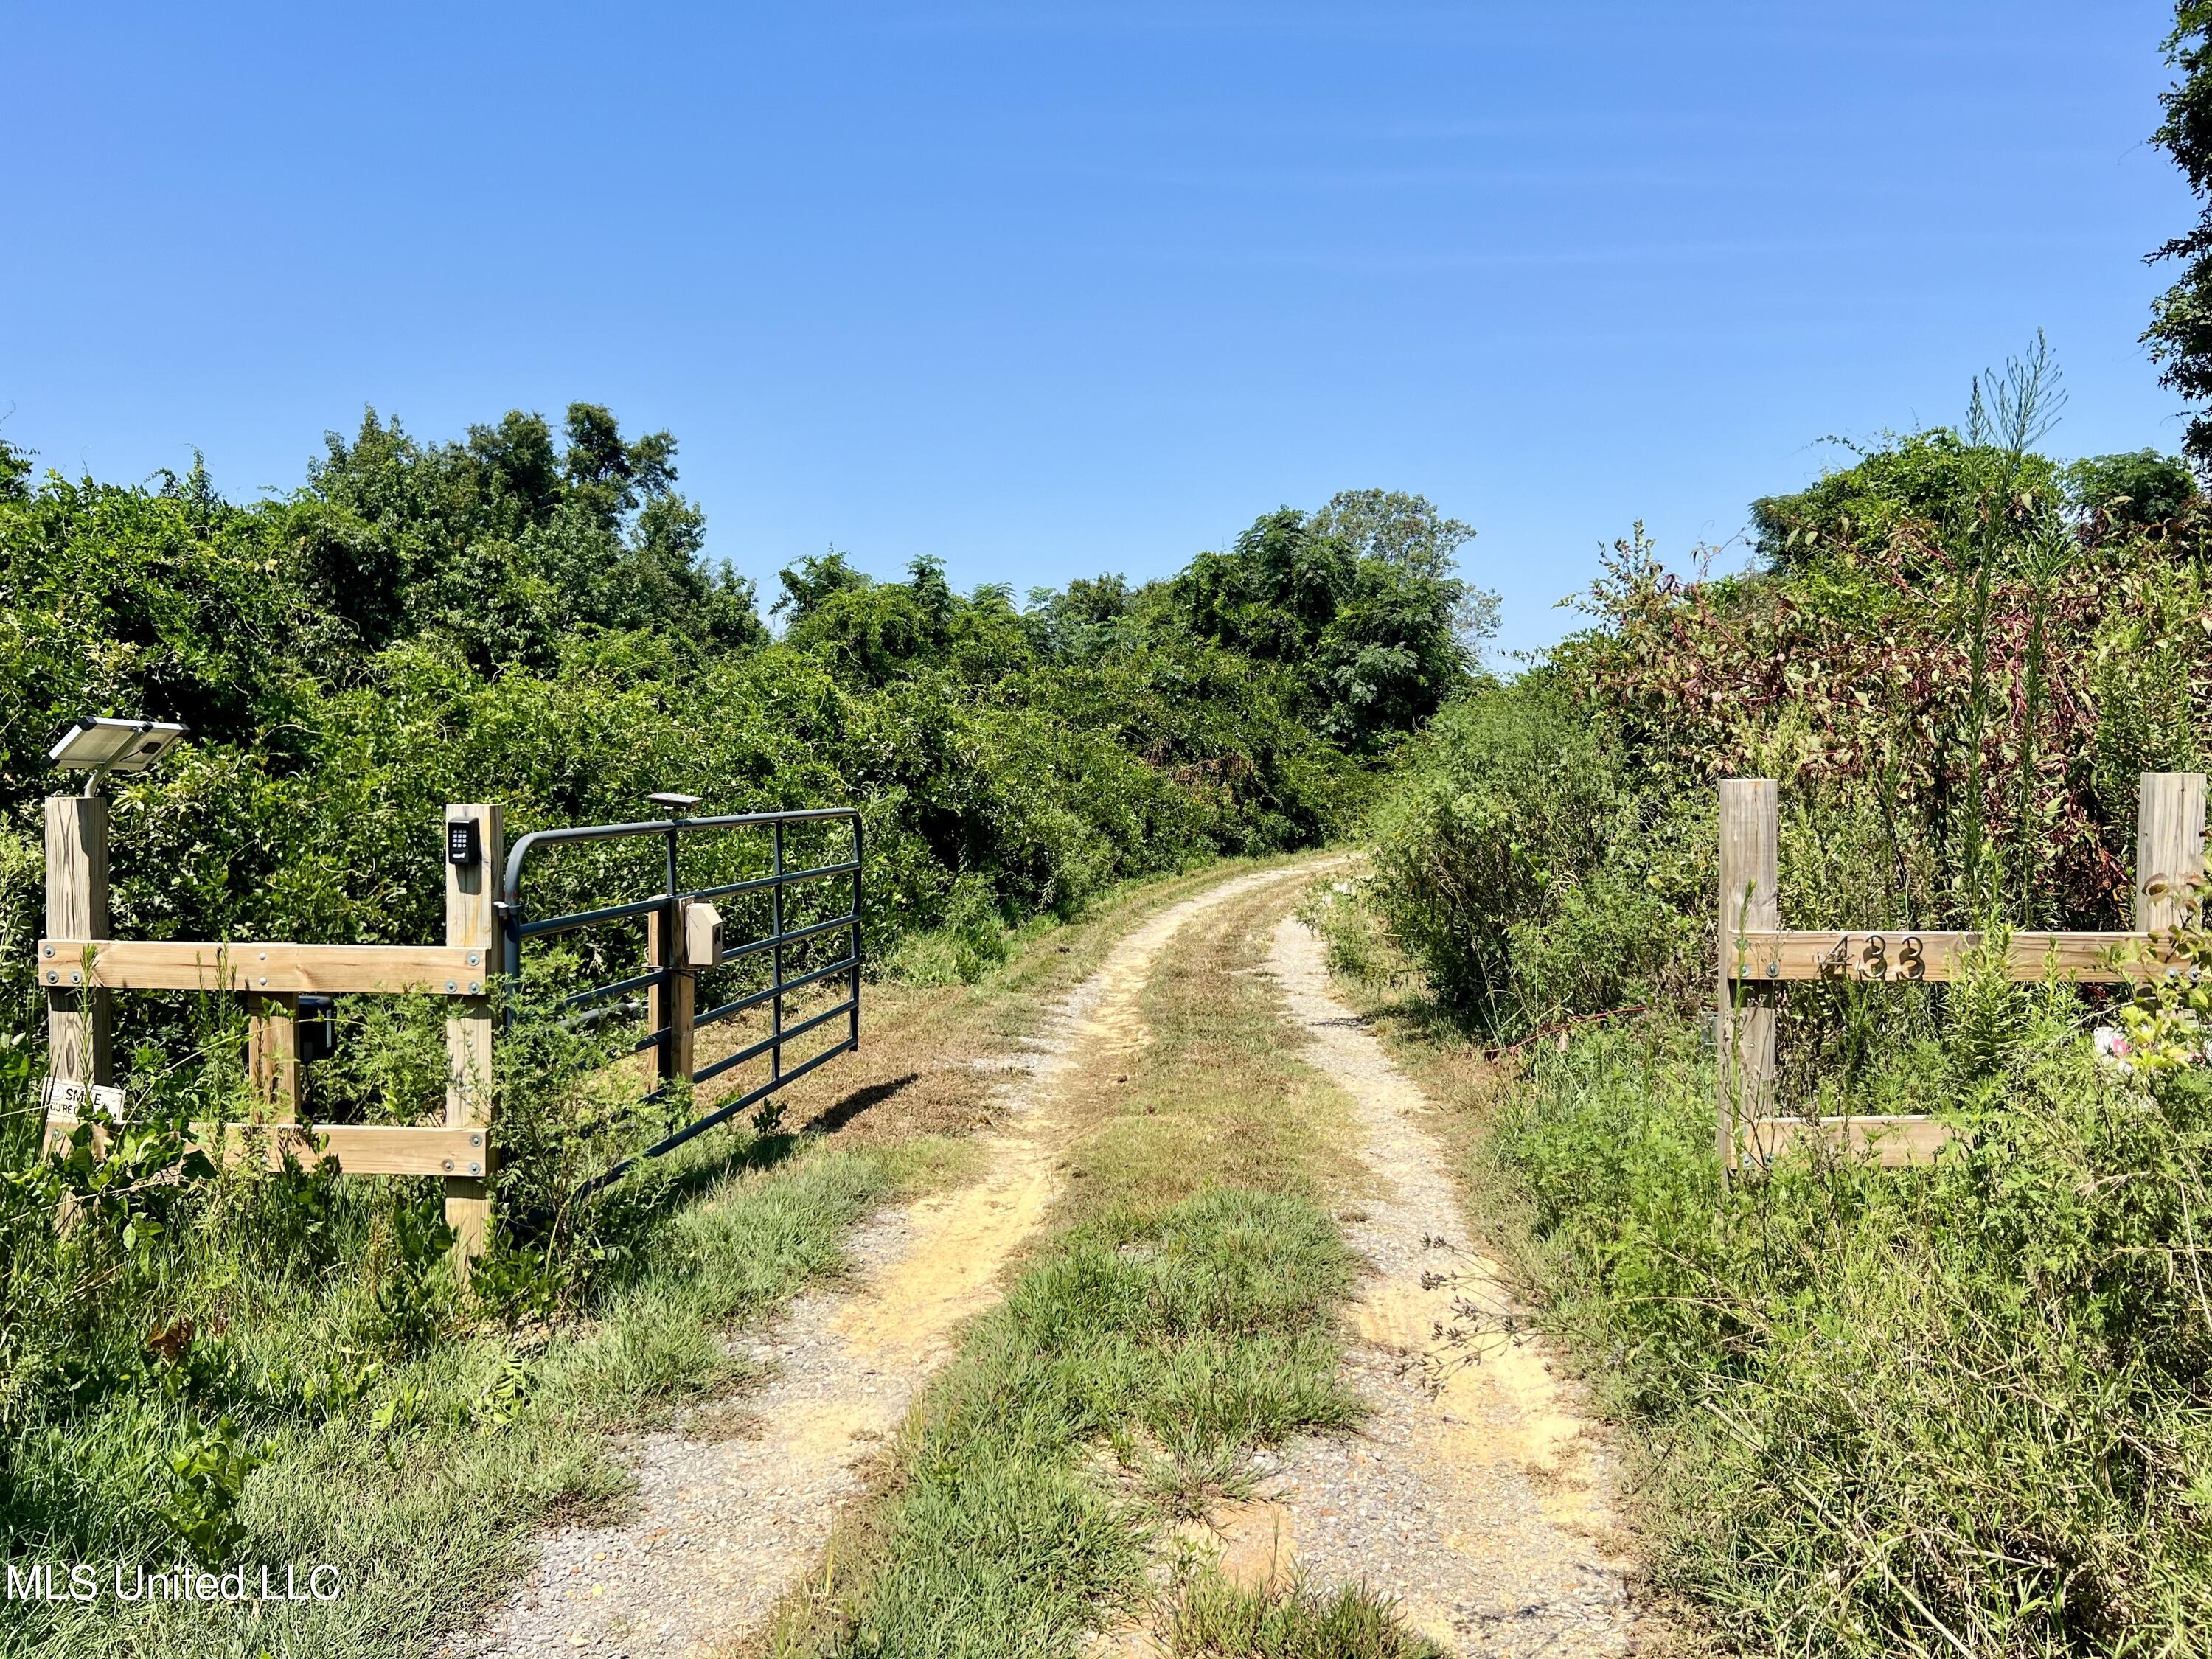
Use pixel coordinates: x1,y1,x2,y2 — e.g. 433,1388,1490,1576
773,549,869,625
1311,487,1500,650
1309,487,1470,578
0,435,31,503
0,472,316,789
778,556,1040,688
2065,448,2199,526
779,557,950,685
299,403,762,666
1024,574,1132,663
2148,2,2212,463
1172,494,1483,750
945,581,1034,682
1751,428,2065,570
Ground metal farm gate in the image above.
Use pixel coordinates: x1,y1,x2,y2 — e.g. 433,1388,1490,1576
37,790,864,1259
499,801,865,1186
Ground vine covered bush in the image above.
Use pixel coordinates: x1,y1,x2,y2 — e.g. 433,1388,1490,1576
0,414,1496,1057
0,405,1487,1605
1352,343,2212,1649
1373,394,2212,1039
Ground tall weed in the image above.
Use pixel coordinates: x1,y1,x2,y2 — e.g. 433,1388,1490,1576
1500,1015,2212,1652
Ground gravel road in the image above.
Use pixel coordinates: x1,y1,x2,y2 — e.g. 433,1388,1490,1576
445,869,1300,1659
1225,911,1640,1657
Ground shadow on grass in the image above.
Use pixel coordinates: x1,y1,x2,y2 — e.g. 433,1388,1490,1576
802,1071,920,1135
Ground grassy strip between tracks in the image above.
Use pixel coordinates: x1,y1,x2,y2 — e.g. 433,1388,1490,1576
762,872,1444,1659
10,861,1311,1659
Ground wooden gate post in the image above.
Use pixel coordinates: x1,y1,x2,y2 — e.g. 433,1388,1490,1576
43,796,113,1092
650,899,696,1085
246,995,300,1116
1717,779,1779,1177
2136,773,2207,939
445,803,501,1265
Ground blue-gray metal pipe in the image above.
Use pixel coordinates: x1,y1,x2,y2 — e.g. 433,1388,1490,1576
498,801,864,1189
695,998,855,1083
719,912,855,961
574,1034,853,1200
850,816,863,1051
771,818,785,1082
694,956,857,1031
690,860,860,902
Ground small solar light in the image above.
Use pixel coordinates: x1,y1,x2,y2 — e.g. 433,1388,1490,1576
646,791,702,817
48,717,189,796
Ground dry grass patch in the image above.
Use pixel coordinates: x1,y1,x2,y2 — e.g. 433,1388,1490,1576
1056,873,1367,1225
698,860,1302,1152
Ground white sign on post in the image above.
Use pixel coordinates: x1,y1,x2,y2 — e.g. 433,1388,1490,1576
41,1077,126,1115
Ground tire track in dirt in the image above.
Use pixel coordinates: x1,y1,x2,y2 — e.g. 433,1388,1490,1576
448,866,1304,1659
1176,913,1638,1656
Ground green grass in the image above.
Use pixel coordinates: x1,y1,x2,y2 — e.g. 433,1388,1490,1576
773,874,1438,1659
818,1189,1360,1659
5,1134,961,1659
1164,1572,1447,1659
1503,1019,2212,1654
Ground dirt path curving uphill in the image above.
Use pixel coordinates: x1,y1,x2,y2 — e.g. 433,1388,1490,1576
450,866,1307,1659
1191,912,1639,1656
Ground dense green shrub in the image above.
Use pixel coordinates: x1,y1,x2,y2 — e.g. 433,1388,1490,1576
0,406,1478,1610
0,416,1447,1071
1750,427,2069,570
1502,1002,2212,1653
2067,448,2202,528
1363,675,1704,1031
1166,490,1494,752
1368,418,2212,1043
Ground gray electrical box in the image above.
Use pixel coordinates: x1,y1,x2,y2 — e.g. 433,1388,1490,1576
685,902,724,969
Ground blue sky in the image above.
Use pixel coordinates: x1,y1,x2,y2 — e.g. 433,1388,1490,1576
2,2,2197,656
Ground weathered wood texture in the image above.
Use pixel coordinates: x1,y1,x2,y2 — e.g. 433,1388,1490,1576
1744,1115,1956,1167
38,792,514,1252
2138,772,2208,935
651,897,697,1084
444,804,501,1261
246,991,301,1118
1720,771,2206,1175
1717,779,1778,1172
1724,930,2162,982
37,940,484,993
43,798,111,1087
42,1116,487,1177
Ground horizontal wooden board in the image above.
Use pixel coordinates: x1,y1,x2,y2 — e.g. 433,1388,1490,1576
1724,930,2168,984
1742,1114,1957,1168
37,939,485,995
41,1116,489,1177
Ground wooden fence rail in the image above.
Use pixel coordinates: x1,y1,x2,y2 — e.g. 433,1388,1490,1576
37,797,507,1259
1718,771,2207,1171
35,793,863,1265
